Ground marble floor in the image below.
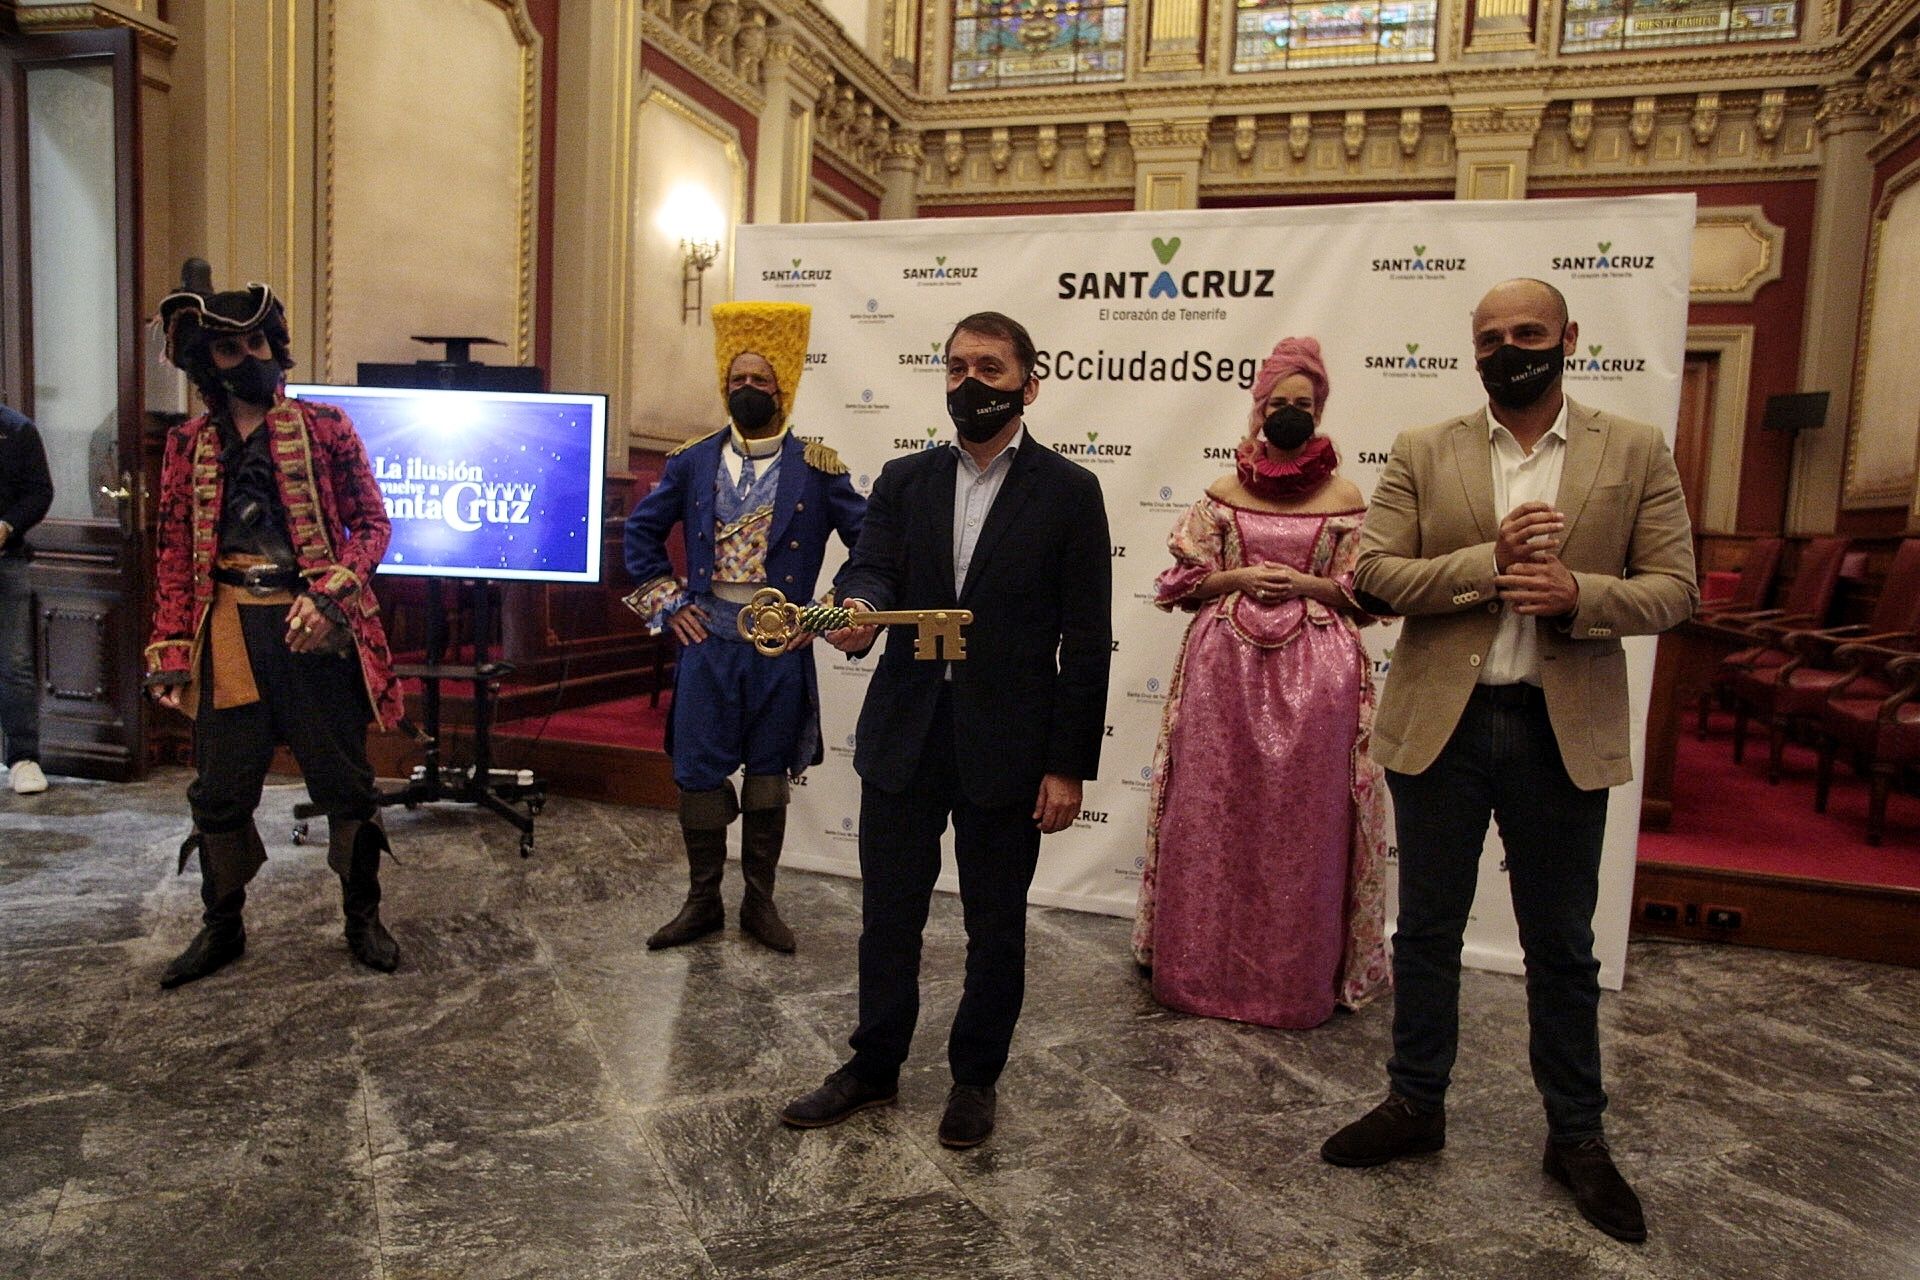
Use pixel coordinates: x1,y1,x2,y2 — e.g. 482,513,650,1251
3,772,1918,1280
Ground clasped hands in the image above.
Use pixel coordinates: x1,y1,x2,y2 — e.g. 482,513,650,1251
1494,500,1579,617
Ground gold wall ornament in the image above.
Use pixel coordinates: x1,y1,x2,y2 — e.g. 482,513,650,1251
991,126,1012,171
1568,100,1595,150
1629,97,1658,149
1343,110,1367,159
1755,88,1786,143
1289,112,1312,161
1691,92,1721,148
1843,158,1920,510
944,129,967,174
1037,123,1060,170
1690,206,1785,302
1235,115,1258,163
736,589,974,660
1399,108,1424,157
1087,121,1109,168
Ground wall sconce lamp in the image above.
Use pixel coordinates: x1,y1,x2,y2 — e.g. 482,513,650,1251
658,183,726,325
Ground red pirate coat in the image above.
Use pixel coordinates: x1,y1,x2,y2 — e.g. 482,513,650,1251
145,396,405,729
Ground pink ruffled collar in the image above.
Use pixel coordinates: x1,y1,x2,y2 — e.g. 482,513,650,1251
1235,435,1338,501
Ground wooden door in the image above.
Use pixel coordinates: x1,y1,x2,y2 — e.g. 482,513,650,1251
1673,352,1717,530
0,25,149,780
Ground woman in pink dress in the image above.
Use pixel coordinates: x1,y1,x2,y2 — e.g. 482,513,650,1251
1133,336,1390,1029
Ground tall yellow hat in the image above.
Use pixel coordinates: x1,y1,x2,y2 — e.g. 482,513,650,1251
711,301,811,414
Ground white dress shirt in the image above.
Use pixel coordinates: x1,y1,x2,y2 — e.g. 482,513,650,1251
1482,400,1568,687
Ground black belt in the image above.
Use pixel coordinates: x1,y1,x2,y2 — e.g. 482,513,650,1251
1471,682,1545,709
212,564,305,596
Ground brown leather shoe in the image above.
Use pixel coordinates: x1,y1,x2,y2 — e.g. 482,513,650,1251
1545,1137,1647,1243
1320,1093,1446,1167
937,1084,997,1149
779,1067,897,1128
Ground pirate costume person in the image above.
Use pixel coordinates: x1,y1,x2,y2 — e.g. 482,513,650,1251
623,302,865,952
147,261,406,988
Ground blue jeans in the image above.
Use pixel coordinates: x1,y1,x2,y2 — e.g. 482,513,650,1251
0,557,38,765
1385,683,1610,1141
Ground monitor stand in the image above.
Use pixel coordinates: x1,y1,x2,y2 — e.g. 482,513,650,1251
291,578,546,856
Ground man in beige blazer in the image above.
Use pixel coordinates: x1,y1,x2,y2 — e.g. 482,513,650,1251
1321,279,1696,1245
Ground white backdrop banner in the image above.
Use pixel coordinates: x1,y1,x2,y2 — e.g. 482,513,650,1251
737,194,1695,989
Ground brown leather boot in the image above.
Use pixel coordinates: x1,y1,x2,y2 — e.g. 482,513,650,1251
160,824,267,989
329,815,400,973
648,783,734,950
738,774,795,953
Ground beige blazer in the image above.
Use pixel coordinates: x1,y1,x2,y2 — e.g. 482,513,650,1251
1355,398,1698,791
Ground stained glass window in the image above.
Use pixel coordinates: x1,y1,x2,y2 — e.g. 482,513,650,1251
950,0,1127,91
1233,0,1438,71
1560,0,1797,51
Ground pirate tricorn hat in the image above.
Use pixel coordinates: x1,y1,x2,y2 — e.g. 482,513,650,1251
156,258,293,370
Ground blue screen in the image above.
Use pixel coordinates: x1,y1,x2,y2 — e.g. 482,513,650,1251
285,384,608,584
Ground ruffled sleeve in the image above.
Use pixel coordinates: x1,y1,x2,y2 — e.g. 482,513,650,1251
1154,497,1227,612
1325,511,1386,627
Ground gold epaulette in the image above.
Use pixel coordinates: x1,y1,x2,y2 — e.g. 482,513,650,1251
804,440,848,475
667,428,728,458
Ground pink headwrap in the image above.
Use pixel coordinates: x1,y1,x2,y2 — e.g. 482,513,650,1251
1248,335,1330,431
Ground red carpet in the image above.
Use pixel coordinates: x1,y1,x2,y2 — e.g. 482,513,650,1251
1639,710,1920,889
494,693,671,753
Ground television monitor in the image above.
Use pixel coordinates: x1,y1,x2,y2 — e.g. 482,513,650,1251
284,383,608,585
1760,391,1829,433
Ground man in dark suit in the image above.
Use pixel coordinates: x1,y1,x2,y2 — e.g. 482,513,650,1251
780,311,1112,1148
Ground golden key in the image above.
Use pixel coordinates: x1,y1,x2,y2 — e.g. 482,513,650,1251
735,588,973,661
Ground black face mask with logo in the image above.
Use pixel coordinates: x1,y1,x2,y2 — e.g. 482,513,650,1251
1261,404,1317,451
218,356,282,408
1476,333,1566,410
946,376,1024,443
728,385,779,434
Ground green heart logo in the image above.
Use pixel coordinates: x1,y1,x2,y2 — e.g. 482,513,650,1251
925,426,937,437
1151,237,1181,264
1406,342,1420,355
1597,241,1612,253
1413,244,1426,257
931,342,941,353
1087,431,1099,442
791,258,801,268
1589,344,1603,356
936,255,947,266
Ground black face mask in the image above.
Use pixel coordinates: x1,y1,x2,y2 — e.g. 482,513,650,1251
1261,404,1316,451
218,356,282,408
1476,335,1566,410
946,376,1024,443
728,385,779,433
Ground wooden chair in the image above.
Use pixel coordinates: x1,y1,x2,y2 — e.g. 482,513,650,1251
1695,536,1850,739
1734,538,1920,782
1697,536,1784,617
1815,646,1920,845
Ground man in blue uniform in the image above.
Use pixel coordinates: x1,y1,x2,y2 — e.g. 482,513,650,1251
624,302,865,952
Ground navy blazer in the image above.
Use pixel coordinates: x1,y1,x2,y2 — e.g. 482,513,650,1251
834,434,1112,807
624,429,866,608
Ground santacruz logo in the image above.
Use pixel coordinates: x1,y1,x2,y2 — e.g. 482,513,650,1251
1202,445,1237,461
1365,342,1461,378
1050,431,1133,464
891,425,946,452
1057,235,1275,303
1552,241,1657,279
763,258,832,286
897,342,946,372
1073,809,1110,827
1371,245,1467,279
806,351,828,367
1565,342,1648,381
903,255,979,284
